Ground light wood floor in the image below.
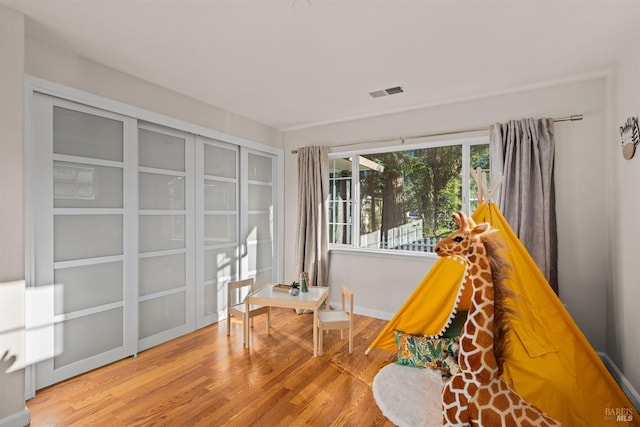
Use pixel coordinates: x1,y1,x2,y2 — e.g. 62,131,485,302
27,308,397,426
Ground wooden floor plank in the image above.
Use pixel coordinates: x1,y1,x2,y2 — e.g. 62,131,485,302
27,308,396,426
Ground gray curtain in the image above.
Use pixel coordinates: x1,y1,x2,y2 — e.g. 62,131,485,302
489,118,558,294
296,146,329,287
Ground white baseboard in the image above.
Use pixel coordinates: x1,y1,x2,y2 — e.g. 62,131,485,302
599,352,640,411
0,408,30,427
327,301,394,321
355,307,394,321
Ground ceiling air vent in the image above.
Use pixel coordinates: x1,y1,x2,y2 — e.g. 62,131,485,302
385,86,404,95
368,90,388,98
369,86,405,98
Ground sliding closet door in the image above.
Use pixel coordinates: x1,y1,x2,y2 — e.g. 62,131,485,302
28,83,283,390
137,124,195,350
241,149,278,286
31,94,137,389
195,137,239,327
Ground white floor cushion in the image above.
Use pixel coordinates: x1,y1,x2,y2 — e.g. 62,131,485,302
372,363,445,427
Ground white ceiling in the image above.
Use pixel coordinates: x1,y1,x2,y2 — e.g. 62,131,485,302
2,0,639,131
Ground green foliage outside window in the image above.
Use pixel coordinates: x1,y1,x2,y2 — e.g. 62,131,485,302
329,140,489,253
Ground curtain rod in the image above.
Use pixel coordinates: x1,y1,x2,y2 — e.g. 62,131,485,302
290,114,583,155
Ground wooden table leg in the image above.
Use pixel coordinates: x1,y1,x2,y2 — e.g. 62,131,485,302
313,309,318,357
244,300,249,349
266,307,270,335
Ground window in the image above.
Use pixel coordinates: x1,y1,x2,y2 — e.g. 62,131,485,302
328,137,489,253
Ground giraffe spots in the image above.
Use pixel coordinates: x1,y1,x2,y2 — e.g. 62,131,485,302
470,310,489,328
507,390,521,406
541,413,561,425
471,276,483,288
473,294,491,311
502,413,520,427
442,377,472,426
469,380,562,426
461,341,476,354
469,266,481,280
476,329,493,348
476,389,491,406
482,285,495,298
464,349,488,375
464,320,477,338
471,277,492,295
450,374,466,390
464,379,478,396
492,390,511,412
478,296,495,311
525,407,540,421
444,406,459,424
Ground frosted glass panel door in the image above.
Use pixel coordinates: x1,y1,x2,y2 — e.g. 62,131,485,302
242,150,277,287
138,124,195,350
31,95,137,389
195,137,238,327
28,88,283,391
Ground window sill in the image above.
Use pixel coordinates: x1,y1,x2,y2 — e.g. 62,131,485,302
328,246,440,262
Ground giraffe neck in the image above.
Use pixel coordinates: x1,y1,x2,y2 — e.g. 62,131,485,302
458,240,499,382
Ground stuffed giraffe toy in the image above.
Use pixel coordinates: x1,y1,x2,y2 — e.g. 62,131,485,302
434,212,561,427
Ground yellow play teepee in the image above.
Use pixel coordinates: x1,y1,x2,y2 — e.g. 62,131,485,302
367,201,639,426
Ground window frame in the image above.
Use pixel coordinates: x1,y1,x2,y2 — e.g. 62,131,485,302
328,134,489,256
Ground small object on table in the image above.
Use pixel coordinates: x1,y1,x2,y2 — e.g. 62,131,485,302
300,272,310,292
272,284,292,293
289,280,301,297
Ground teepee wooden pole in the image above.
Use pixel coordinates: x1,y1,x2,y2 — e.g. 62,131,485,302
471,167,504,205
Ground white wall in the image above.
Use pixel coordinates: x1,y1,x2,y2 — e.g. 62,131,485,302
0,6,25,282
283,78,610,353
610,31,640,396
25,37,283,149
0,6,29,427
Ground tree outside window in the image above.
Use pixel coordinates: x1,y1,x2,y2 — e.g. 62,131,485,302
328,138,489,253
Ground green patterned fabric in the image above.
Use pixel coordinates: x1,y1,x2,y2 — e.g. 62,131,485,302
394,330,459,376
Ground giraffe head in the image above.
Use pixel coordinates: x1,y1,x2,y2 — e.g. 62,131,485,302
434,212,490,259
